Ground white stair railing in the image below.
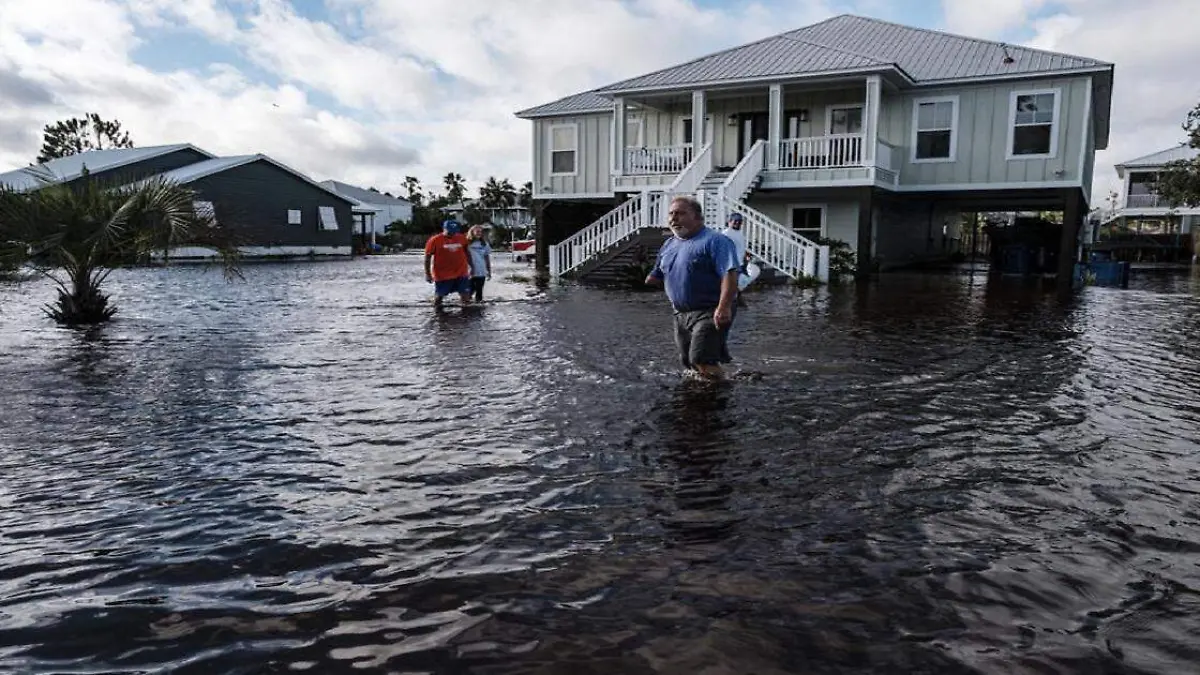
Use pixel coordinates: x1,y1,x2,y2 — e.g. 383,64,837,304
666,142,712,196
548,192,670,278
723,198,829,282
717,139,766,225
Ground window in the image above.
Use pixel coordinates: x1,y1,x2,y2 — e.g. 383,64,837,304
788,205,825,239
678,116,713,146
549,123,577,175
193,200,217,226
827,105,864,135
318,206,339,231
626,116,643,148
912,96,958,161
1009,90,1059,158
287,209,302,225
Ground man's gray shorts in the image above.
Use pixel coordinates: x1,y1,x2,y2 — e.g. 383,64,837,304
673,306,734,369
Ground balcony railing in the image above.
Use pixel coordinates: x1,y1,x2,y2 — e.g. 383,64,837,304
779,134,864,170
624,144,693,175
1125,193,1172,209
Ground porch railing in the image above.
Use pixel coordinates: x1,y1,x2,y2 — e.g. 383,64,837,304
1125,194,1172,209
778,134,864,170
624,144,693,175
548,192,667,278
717,139,766,225
666,143,712,194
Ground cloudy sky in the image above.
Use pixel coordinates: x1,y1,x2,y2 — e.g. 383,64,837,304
0,0,1195,203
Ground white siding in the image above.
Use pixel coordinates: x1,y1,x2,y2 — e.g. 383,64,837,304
532,113,612,198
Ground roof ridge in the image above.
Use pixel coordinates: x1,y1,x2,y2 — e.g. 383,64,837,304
595,14,845,92
1117,142,1196,166
836,14,1112,67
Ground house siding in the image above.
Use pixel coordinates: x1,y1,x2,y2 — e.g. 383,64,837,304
879,76,1092,187
745,191,860,248
534,113,612,198
188,160,354,249
64,148,212,188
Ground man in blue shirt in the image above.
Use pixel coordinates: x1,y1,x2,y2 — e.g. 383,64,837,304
645,195,741,379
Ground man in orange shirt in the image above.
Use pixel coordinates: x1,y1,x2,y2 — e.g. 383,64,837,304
424,219,473,307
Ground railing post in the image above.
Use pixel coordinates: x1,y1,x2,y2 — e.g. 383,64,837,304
549,243,559,278
817,245,830,283
717,186,726,227
767,84,782,170
640,192,650,228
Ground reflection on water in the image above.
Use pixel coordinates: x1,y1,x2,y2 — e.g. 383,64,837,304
0,257,1199,673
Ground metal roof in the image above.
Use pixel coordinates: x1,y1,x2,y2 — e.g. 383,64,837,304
0,143,215,192
144,154,356,205
592,14,1110,94
320,180,412,206
514,90,613,119
1116,144,1199,169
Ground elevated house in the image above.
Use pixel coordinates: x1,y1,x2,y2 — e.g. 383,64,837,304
514,14,1114,283
0,144,356,259
1094,144,1199,262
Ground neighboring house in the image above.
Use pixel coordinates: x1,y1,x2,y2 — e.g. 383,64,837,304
319,180,414,234
1093,144,1199,262
441,200,534,231
514,14,1115,282
0,144,356,259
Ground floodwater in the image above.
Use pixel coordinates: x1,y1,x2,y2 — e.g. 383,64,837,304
1,254,1199,674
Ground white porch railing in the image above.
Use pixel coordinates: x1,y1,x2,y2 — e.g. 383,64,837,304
724,198,828,282
624,144,693,175
548,192,667,278
666,143,712,194
1125,193,1170,208
717,139,766,225
778,134,864,170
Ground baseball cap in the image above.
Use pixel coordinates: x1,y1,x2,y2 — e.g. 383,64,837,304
442,219,462,234
729,212,744,223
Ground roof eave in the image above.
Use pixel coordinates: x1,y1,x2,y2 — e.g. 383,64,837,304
592,64,913,97
914,65,1113,87
515,106,612,120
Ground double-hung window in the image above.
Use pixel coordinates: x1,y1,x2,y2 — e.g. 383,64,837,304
549,123,578,175
912,96,958,162
1009,90,1059,158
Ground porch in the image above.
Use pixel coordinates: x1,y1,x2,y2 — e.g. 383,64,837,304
610,75,899,191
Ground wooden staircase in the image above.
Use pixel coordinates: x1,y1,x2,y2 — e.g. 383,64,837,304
572,227,670,284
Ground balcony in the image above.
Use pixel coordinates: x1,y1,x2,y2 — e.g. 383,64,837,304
1125,193,1171,209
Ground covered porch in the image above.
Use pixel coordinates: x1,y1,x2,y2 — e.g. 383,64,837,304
610,75,899,190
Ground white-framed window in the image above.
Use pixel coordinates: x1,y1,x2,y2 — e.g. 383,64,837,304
678,115,713,146
911,96,958,162
287,208,302,225
826,104,864,135
193,200,217,227
626,116,643,148
787,203,826,240
549,123,578,175
318,206,339,231
1008,89,1060,159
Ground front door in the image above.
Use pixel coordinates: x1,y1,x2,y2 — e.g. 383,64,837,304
737,112,770,161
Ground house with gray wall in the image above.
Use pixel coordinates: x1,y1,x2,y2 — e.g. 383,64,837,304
0,144,355,259
514,14,1114,282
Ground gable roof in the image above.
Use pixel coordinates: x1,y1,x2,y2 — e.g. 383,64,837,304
515,90,613,119
592,14,1109,95
1115,144,1199,171
319,180,412,207
0,143,216,192
148,154,356,206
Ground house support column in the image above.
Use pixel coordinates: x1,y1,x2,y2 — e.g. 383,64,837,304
612,98,626,177
690,91,706,148
1057,187,1086,300
856,187,874,278
864,75,881,167
767,84,782,170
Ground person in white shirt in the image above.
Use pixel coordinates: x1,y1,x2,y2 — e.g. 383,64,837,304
721,212,747,273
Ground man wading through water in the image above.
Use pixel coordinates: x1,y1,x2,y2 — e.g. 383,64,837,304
645,195,741,380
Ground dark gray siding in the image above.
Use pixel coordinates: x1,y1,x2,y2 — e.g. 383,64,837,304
188,160,354,248
65,148,212,188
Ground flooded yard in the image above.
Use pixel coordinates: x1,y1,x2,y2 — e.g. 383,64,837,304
1,255,1198,674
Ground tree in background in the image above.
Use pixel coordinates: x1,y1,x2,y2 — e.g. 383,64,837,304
401,176,424,206
1157,102,1200,207
442,172,466,205
0,168,240,326
518,181,533,209
36,113,134,164
479,177,516,209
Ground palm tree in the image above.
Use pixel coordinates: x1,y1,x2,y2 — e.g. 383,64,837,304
442,172,466,205
401,175,423,206
518,181,533,209
0,169,240,326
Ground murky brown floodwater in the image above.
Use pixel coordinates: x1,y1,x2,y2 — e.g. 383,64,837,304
1,255,1199,674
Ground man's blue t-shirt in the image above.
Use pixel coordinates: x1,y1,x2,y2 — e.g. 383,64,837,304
649,226,741,311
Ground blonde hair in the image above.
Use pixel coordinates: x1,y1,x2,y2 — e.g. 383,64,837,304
468,225,485,240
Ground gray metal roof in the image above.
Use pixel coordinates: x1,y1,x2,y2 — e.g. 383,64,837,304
592,14,1110,94
144,154,355,205
1116,144,1199,169
0,143,215,191
514,90,612,119
320,180,412,206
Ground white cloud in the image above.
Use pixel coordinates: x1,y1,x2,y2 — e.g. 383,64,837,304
0,0,1194,206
